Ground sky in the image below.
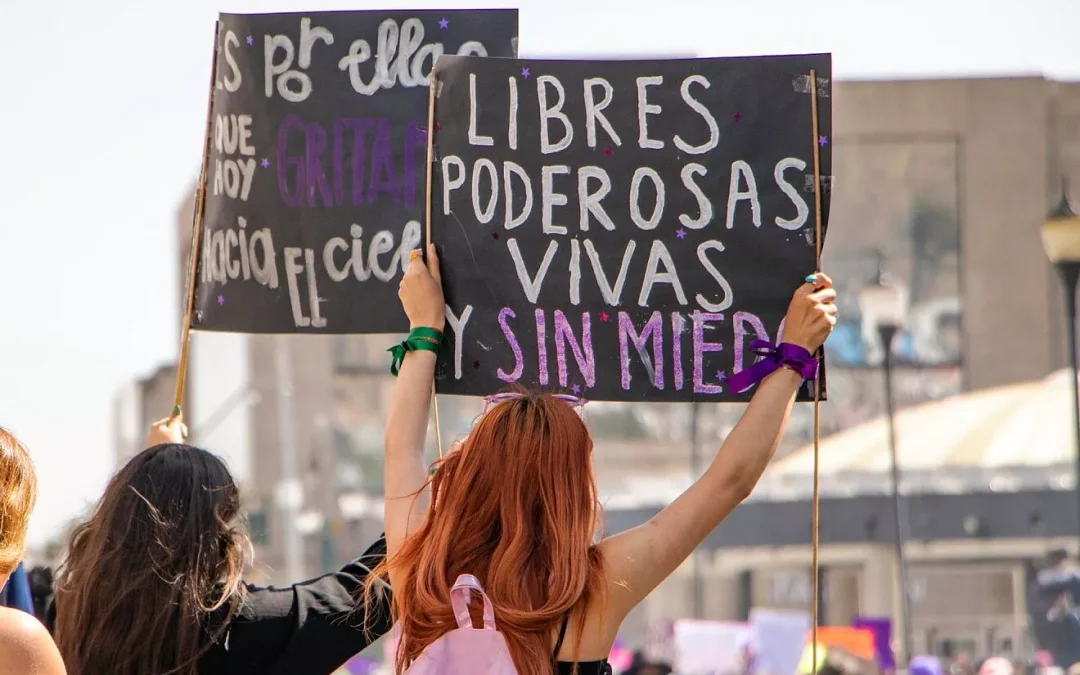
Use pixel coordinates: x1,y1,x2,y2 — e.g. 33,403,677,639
0,0,1078,547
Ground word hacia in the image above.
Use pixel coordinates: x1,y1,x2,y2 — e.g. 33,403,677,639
200,216,420,328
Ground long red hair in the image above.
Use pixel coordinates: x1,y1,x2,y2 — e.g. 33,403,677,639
364,392,606,675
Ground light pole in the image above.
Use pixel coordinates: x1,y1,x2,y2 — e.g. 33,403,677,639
1041,181,1080,550
858,255,913,665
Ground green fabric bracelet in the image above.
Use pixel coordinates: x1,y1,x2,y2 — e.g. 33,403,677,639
388,327,443,376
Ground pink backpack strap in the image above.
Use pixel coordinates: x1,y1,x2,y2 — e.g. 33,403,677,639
449,574,496,630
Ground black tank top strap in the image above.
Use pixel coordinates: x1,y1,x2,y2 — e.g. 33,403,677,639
552,613,570,660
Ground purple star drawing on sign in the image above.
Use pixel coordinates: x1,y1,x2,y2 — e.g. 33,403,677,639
521,67,531,78
716,371,727,384
732,111,742,121
472,360,481,369
217,295,225,306
603,148,613,157
818,135,828,147
599,311,610,322
438,17,449,29
676,228,687,240
260,158,270,168
246,35,254,46
571,384,582,395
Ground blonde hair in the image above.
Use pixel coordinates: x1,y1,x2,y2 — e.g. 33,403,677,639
0,427,37,575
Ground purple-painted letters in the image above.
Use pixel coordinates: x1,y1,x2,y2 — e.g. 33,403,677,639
276,114,424,209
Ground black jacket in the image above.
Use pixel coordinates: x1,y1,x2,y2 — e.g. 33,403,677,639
50,536,393,675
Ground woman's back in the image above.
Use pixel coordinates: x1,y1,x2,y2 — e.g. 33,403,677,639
379,248,838,674
54,435,392,675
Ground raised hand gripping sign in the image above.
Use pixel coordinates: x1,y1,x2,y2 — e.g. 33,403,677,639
192,10,518,335
429,54,832,403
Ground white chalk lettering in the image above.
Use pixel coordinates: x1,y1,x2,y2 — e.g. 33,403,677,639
504,161,533,230
569,239,583,305
220,31,242,92
265,18,334,103
441,156,466,214
630,167,665,230
508,238,558,303
725,160,762,228
774,157,810,230
583,78,621,148
673,75,719,154
284,247,310,327
472,158,499,224
537,75,572,154
508,76,519,150
695,241,734,312
636,76,664,150
541,165,570,235
585,240,635,306
679,163,712,229
638,240,687,306
468,73,495,146
578,166,614,231
338,19,490,96
445,304,474,379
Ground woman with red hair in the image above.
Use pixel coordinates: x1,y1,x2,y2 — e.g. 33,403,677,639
368,245,837,675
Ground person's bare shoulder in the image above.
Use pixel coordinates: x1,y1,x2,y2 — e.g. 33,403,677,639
0,607,66,675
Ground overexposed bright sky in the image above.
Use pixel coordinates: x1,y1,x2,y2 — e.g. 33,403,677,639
1,0,1077,547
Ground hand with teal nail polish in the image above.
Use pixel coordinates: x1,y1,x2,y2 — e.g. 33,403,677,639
804,273,818,283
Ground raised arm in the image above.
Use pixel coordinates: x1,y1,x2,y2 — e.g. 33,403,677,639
600,274,837,617
384,244,445,561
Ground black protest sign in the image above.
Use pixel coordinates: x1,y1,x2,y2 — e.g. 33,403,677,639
430,54,831,402
192,10,518,334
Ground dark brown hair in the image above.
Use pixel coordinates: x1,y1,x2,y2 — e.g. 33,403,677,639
55,443,248,675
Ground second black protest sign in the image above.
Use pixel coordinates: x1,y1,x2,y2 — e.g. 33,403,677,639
193,10,518,334
430,54,832,402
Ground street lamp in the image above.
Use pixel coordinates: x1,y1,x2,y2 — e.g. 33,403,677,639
858,256,913,666
1041,181,1080,550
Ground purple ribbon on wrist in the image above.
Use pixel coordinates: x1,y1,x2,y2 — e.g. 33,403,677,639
727,340,819,394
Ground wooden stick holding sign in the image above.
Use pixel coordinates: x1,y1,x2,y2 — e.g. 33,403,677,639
172,21,221,421
808,67,825,671
425,68,444,459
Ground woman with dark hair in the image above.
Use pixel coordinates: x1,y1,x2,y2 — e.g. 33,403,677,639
364,245,837,675
54,424,392,675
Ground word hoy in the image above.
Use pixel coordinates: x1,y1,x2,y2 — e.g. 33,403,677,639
212,114,257,202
